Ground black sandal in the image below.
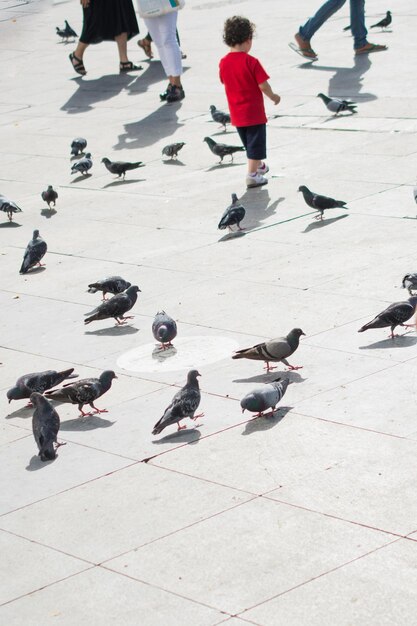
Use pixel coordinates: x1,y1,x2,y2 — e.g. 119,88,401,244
69,52,86,75
120,61,143,73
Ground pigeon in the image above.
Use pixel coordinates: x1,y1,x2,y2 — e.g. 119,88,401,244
209,105,231,131
317,93,357,115
41,185,58,209
162,142,185,159
31,393,64,461
71,137,87,156
152,370,202,435
240,378,290,417
71,153,93,176
0,194,22,222
370,11,392,29
7,368,77,404
358,296,417,338
45,370,117,417
101,158,144,179
152,310,177,350
56,20,77,41
298,185,348,220
218,193,246,231
232,328,305,372
203,137,245,163
88,276,131,300
402,274,417,295
84,285,141,325
19,230,47,274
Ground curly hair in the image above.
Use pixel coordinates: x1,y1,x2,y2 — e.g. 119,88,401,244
223,16,255,47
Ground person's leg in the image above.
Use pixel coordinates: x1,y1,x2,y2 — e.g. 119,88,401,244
144,13,183,99
351,0,387,53
70,41,88,74
138,31,153,58
245,125,268,187
115,32,129,63
298,0,346,42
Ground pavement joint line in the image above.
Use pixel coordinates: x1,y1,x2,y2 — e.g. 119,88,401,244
0,459,140,519
0,565,96,609
99,496,259,565
237,536,402,617
99,563,233,618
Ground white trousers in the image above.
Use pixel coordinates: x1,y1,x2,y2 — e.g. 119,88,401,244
144,12,182,77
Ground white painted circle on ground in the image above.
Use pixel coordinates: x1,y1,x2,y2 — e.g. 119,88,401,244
117,336,240,373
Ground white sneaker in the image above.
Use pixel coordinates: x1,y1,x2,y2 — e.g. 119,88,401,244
257,162,269,175
246,172,268,188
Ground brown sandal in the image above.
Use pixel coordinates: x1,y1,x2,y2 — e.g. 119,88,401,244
137,38,153,59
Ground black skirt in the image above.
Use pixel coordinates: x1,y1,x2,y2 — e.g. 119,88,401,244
80,0,139,44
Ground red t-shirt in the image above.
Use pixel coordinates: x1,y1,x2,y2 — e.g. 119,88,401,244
219,52,270,127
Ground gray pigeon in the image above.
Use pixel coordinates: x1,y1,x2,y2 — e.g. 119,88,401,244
203,137,245,163
370,11,392,29
71,137,87,156
56,20,77,41
71,153,93,176
19,230,47,274
162,142,185,159
88,276,131,300
232,328,305,372
31,393,64,461
218,193,246,231
402,274,417,295
101,157,144,179
41,185,58,208
0,194,22,222
84,285,140,325
358,296,417,338
152,370,202,435
152,310,177,349
298,185,348,220
7,368,77,404
317,93,357,115
240,378,290,417
45,370,117,417
209,105,231,131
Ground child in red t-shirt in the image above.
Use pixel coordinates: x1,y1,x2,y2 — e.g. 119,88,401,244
219,16,281,188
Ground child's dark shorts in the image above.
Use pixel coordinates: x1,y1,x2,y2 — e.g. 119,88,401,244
236,123,266,160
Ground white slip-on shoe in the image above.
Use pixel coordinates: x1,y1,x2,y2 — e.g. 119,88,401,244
246,173,268,188
257,162,269,175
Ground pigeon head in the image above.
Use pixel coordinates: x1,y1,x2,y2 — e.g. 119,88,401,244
127,285,141,295
387,10,391,16
240,393,258,413
298,185,309,194
203,137,214,146
85,153,92,158
33,229,40,239
209,105,216,112
317,93,328,102
30,391,46,407
99,371,118,385
231,193,238,203
187,370,201,384
7,386,28,403
101,158,110,164
287,328,305,343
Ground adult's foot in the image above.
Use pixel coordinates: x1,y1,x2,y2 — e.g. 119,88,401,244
294,32,317,59
69,52,86,75
137,38,153,58
355,42,387,55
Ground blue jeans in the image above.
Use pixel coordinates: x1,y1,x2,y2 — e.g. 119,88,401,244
299,0,367,49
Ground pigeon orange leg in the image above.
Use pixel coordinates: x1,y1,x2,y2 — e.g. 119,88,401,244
286,364,303,370
191,412,205,421
177,422,187,431
263,362,277,372
79,408,94,417
90,403,108,414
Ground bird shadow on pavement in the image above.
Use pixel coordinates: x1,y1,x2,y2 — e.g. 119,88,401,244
60,415,115,431
70,174,92,183
242,406,292,435
359,335,417,350
162,159,185,166
299,54,375,102
41,208,57,219
114,102,184,151
61,74,134,113
303,213,348,232
152,346,178,361
84,325,139,336
26,455,56,471
218,231,246,242
26,266,47,275
0,221,21,228
233,371,304,384
206,162,242,172
152,427,201,446
240,190,284,231
5,405,32,420
102,178,145,188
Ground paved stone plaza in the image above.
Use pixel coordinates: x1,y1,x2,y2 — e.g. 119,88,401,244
1,0,417,623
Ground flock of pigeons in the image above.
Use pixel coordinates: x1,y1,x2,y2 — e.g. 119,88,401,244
4,9,417,464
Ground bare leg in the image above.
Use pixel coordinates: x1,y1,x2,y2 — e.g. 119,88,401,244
115,32,129,63
248,158,261,176
72,41,88,63
168,74,182,88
